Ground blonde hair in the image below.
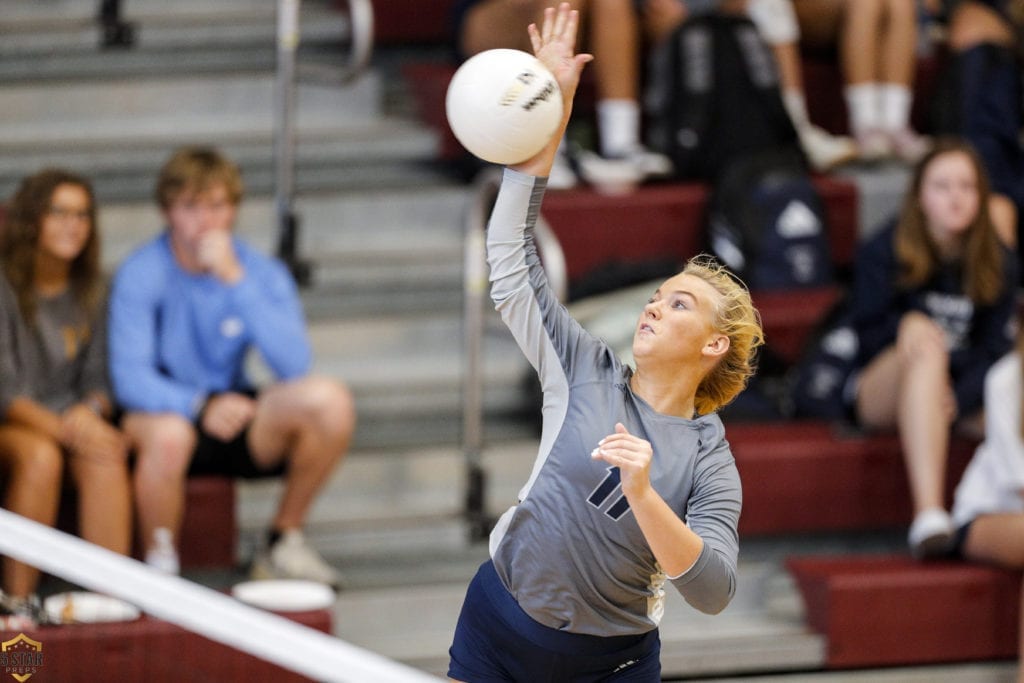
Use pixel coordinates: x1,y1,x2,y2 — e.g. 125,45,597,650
684,255,764,414
155,146,244,211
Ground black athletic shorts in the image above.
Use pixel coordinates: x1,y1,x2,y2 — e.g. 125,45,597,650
187,390,287,479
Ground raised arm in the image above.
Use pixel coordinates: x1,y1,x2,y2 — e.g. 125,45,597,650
509,3,593,179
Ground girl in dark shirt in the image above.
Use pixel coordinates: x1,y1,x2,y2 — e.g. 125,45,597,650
0,169,131,626
850,140,1016,559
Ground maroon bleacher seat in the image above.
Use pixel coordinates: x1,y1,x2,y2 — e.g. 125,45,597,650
751,286,842,367
368,0,457,46
0,607,331,682
787,554,1020,668
53,476,237,571
540,175,858,286
730,422,977,536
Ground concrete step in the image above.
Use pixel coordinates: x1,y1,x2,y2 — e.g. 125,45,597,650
302,314,535,449
0,0,347,63
1,72,381,143
96,185,471,295
0,117,443,203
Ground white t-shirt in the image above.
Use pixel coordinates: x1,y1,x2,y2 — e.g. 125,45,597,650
952,351,1024,527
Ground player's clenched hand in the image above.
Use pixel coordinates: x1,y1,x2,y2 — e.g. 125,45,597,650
591,422,654,499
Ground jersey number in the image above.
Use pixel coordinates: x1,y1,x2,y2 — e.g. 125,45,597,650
588,467,631,520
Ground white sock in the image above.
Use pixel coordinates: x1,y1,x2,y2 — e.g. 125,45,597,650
843,82,882,137
597,98,641,157
879,83,913,132
782,89,810,130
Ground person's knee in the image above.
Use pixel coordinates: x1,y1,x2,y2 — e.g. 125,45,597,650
70,447,130,488
897,329,950,368
133,415,196,478
299,376,356,438
11,437,63,489
947,2,1016,51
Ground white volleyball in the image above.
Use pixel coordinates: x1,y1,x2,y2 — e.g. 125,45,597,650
445,49,563,165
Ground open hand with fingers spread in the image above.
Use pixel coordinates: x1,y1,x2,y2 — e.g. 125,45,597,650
511,3,592,177
528,3,592,104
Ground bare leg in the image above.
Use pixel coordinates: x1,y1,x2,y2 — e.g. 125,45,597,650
961,514,1024,681
69,433,132,556
0,427,63,597
459,0,586,57
589,0,638,100
839,0,882,85
947,0,1016,52
772,41,804,95
857,337,954,514
247,376,355,531
879,0,917,88
123,413,196,552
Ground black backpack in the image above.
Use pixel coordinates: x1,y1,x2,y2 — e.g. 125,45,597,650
644,13,800,180
707,148,834,290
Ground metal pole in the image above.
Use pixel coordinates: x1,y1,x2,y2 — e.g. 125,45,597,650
462,170,502,541
98,0,134,48
274,0,312,285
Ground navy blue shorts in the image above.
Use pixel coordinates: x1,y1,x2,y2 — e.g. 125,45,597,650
448,560,661,682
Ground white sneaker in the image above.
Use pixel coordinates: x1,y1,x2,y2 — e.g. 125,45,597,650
145,527,180,575
0,591,46,628
577,151,643,194
620,145,674,178
800,125,859,172
908,508,954,560
855,128,894,162
887,128,931,165
576,145,674,194
250,529,344,590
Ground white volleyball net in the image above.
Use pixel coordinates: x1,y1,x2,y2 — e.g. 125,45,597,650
0,508,440,682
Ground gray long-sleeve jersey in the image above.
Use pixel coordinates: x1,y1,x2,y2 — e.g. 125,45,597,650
486,169,741,637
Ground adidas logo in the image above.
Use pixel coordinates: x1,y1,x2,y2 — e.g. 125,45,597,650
777,200,821,238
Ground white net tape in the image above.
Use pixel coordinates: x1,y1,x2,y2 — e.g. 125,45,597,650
0,508,441,682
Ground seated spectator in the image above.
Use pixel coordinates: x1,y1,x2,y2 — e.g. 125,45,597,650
642,0,859,172
792,0,931,162
792,139,1017,558
455,0,857,184
108,146,355,588
948,330,1024,679
0,169,131,627
455,0,672,189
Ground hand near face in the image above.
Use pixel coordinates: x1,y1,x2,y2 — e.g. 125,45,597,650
196,230,243,284
591,422,654,499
